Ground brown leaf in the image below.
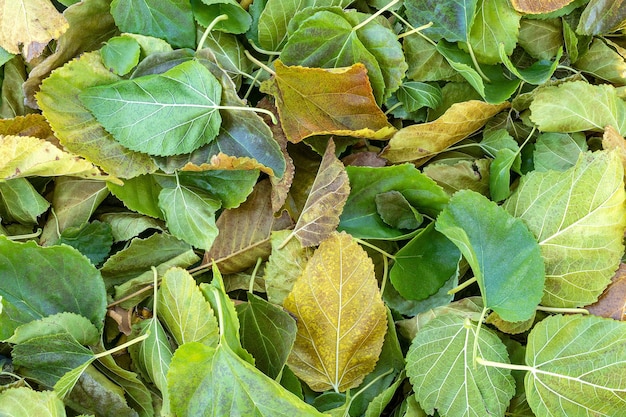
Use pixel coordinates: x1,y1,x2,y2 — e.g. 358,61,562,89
0,0,68,60
282,139,350,248
603,125,626,178
342,151,388,167
0,114,58,145
202,179,294,274
381,100,510,165
262,60,396,143
586,263,626,320
107,305,133,336
510,0,574,14
284,232,387,392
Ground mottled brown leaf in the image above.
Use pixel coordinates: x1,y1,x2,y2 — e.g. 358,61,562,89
586,263,626,320
181,153,270,174
603,125,626,178
381,100,510,165
510,0,574,14
202,179,293,274
0,114,56,144
262,61,395,143
284,232,387,392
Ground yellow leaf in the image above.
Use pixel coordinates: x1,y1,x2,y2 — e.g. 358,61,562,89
181,153,271,175
262,61,395,143
0,114,56,143
510,0,574,14
0,134,113,181
0,0,68,60
284,232,387,392
381,100,510,165
603,125,626,179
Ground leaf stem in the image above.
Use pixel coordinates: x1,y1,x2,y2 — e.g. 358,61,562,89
352,0,401,32
354,238,396,260
244,50,276,76
277,231,296,250
7,228,42,241
472,307,489,369
107,283,155,308
398,22,434,39
197,14,229,52
467,42,491,82
248,39,281,56
384,102,403,115
380,253,389,295
151,266,159,318
448,276,477,295
536,306,589,315
216,105,278,124
476,356,532,372
249,257,263,294
93,333,150,360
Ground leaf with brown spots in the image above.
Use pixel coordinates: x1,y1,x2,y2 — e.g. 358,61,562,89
510,0,574,14
586,263,626,320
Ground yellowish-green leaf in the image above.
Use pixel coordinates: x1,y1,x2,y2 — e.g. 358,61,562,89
0,387,66,417
284,232,387,392
284,140,350,248
504,150,626,307
262,61,395,143
0,0,68,60
381,100,510,165
0,135,107,181
602,125,626,178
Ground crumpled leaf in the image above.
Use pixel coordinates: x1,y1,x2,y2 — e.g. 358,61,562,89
406,313,515,417
283,140,350,248
436,190,545,322
529,80,626,136
381,100,510,164
168,342,326,416
284,232,387,392
262,61,395,143
0,0,68,60
586,263,626,320
80,60,223,157
0,387,66,417
504,151,626,307
510,0,574,14
37,51,157,178
0,135,106,180
525,314,626,416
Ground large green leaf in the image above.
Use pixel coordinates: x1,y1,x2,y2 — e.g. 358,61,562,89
0,237,106,340
0,388,66,417
504,150,626,307
168,342,326,416
406,313,515,417
533,132,587,172
577,0,626,35
405,0,477,43
573,38,626,86
80,60,223,157
110,0,196,48
436,190,545,322
499,44,563,85
525,314,626,416
339,164,449,240
0,178,50,225
529,80,626,136
467,0,520,64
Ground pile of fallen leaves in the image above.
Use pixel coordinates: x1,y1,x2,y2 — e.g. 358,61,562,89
1,0,626,416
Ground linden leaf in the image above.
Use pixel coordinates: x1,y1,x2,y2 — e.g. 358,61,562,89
283,140,350,248
381,100,510,165
0,0,68,60
504,151,626,307
284,232,387,392
262,61,395,144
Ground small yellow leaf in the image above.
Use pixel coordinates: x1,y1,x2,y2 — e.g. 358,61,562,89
263,61,395,143
510,0,574,14
284,232,387,392
0,135,112,181
381,100,510,165
0,0,68,60
181,153,271,175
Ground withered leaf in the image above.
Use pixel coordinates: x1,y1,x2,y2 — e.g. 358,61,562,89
586,263,626,320
510,0,575,14
284,232,387,392
262,61,395,143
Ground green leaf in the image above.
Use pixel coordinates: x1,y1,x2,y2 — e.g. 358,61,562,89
98,212,164,242
504,150,626,307
158,183,220,250
499,43,563,84
57,221,113,265
518,18,563,60
0,178,49,224
0,387,66,417
423,159,491,196
436,190,545,321
533,132,587,172
375,191,423,230
191,0,252,34
396,82,442,112
339,164,449,240
237,292,297,379
406,314,515,417
525,314,626,416
577,0,626,35
405,0,478,43
110,0,196,48
467,0,521,64
53,360,94,400
0,237,106,340
107,175,164,219
157,267,219,347
168,342,326,416
403,35,458,82
574,38,626,85
489,148,517,201
529,81,626,136
7,312,100,346
364,373,404,417
80,60,223,157
100,36,141,76
390,223,461,301
198,31,252,89
36,51,157,178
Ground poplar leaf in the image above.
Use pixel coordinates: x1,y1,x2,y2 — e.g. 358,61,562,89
262,61,395,144
525,314,626,417
504,150,626,307
284,232,387,392
381,100,510,165
286,140,350,247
